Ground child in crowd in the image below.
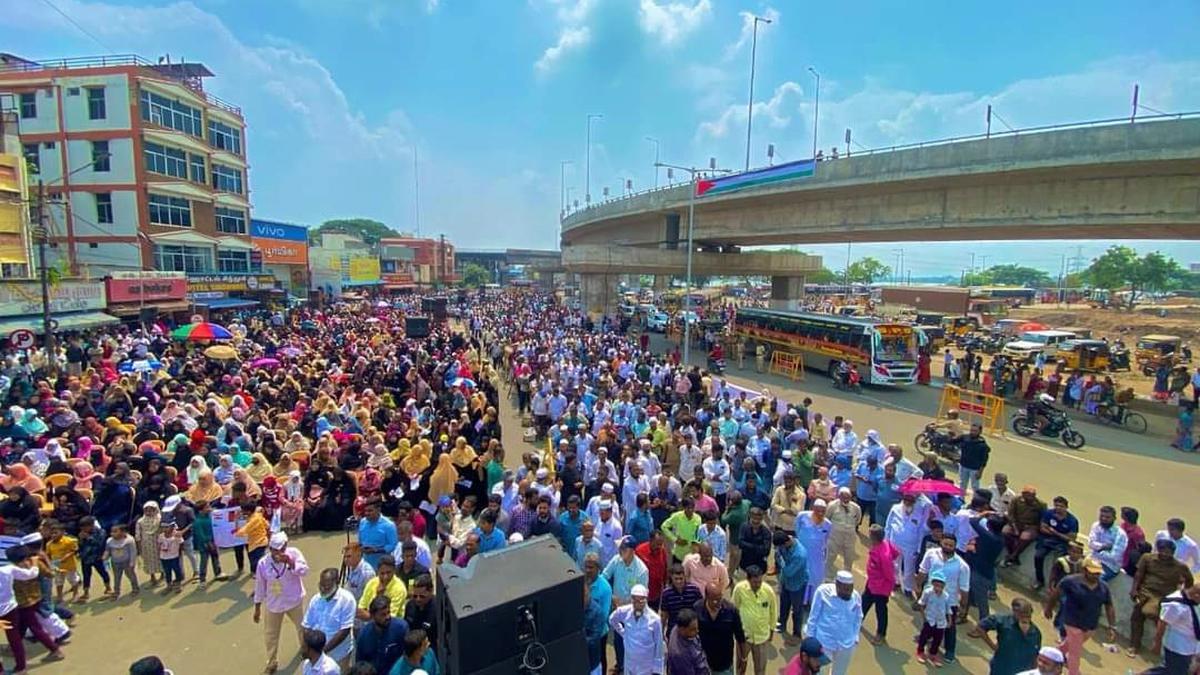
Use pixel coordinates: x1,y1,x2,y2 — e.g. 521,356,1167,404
103,523,140,598
76,516,111,602
46,520,81,604
916,572,952,666
192,500,224,584
234,502,270,573
157,524,185,593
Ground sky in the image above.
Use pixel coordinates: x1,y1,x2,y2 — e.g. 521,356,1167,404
5,0,1200,274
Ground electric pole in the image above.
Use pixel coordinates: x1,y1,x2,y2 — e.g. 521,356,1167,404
35,180,56,372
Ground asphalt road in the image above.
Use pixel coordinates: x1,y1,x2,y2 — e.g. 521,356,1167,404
47,343,1193,675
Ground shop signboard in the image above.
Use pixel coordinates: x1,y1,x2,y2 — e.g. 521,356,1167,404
106,277,189,303
346,256,381,284
251,237,308,265
0,281,106,317
186,274,278,294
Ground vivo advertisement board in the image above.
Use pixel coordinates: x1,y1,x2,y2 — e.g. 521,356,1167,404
250,219,309,242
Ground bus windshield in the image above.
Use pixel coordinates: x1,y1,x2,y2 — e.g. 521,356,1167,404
873,325,916,362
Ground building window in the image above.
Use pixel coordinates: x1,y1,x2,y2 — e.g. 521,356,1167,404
207,120,242,155
1,263,29,279
143,141,188,179
148,194,191,227
217,249,250,273
92,140,110,172
154,244,211,273
188,153,206,184
87,87,106,120
19,92,35,119
22,143,38,174
138,90,203,137
96,193,113,224
211,163,244,194
215,207,246,234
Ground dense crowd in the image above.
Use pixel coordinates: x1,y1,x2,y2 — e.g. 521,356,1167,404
0,288,1196,675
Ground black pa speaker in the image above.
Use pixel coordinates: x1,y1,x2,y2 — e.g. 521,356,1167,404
405,317,430,338
436,537,588,675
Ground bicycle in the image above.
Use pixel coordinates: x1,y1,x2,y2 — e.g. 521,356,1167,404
1093,404,1148,434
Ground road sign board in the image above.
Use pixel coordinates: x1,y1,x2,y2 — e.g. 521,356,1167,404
8,329,35,350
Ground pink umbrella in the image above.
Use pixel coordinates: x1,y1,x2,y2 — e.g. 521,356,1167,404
279,346,303,358
250,357,281,369
899,479,962,497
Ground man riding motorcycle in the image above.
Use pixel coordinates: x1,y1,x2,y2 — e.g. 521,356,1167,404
1027,392,1061,434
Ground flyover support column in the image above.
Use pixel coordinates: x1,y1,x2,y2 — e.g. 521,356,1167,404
653,275,670,293
580,273,618,321
769,276,805,311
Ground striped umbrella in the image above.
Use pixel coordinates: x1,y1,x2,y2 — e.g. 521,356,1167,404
170,322,234,341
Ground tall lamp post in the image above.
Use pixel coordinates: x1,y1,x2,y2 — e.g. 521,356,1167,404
744,15,772,171
655,159,731,366
559,160,572,213
644,136,660,188
585,113,602,204
808,66,820,159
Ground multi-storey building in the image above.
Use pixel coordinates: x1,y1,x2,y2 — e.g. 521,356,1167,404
0,53,252,278
378,235,457,287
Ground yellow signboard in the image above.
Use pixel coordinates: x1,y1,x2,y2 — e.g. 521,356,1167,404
347,256,381,284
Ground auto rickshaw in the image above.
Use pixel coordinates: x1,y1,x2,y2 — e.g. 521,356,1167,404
1136,334,1185,375
1054,339,1111,371
915,312,946,327
943,316,980,338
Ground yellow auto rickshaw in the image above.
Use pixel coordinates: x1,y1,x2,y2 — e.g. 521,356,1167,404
1136,334,1183,375
942,316,980,338
1054,339,1111,371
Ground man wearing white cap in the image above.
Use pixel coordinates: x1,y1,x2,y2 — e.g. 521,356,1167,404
826,488,861,579
253,531,310,673
587,482,622,524
608,583,664,675
595,500,625,568
804,570,862,675
795,501,833,603
1016,646,1064,674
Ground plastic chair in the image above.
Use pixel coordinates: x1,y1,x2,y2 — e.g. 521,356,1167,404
45,474,72,490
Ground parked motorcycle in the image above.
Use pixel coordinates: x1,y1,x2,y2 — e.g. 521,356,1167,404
1011,410,1086,448
706,357,726,375
913,424,962,463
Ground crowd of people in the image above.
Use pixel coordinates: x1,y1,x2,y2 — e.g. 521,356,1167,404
0,287,1196,675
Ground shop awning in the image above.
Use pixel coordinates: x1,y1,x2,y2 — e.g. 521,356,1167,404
0,311,120,335
194,298,260,309
106,300,195,316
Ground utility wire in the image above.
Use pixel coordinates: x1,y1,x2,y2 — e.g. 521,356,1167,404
40,0,113,53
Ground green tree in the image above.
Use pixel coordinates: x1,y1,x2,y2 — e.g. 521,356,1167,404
846,257,891,284
311,218,401,246
1084,245,1184,308
985,264,1052,286
459,262,492,287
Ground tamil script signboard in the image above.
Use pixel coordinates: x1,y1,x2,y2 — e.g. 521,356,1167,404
0,281,106,318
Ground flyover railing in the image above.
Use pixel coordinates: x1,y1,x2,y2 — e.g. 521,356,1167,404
561,110,1200,221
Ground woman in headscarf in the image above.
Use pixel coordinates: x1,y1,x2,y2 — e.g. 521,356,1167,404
352,467,384,518
283,431,310,455
0,486,41,534
302,465,355,532
16,408,48,439
92,475,135,533
213,455,236,486
365,443,393,472
52,486,91,535
70,460,99,491
231,436,253,468
279,470,304,533
0,463,45,494
260,475,282,524
271,453,296,480
228,467,262,500
448,436,482,503
428,454,458,506
135,501,163,587
246,452,273,483
185,468,224,505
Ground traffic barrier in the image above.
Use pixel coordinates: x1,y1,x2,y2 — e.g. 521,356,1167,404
937,384,1005,436
769,351,805,381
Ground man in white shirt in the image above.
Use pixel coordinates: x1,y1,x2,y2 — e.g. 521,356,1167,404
987,472,1016,515
595,501,624,567
340,544,375,602
392,520,433,569
678,434,704,483
1087,505,1129,582
302,568,358,671
609,584,664,675
886,444,923,483
1157,519,1200,574
885,493,930,596
915,533,971,664
702,445,732,509
1145,583,1200,675
830,420,858,458
300,628,342,675
803,570,863,675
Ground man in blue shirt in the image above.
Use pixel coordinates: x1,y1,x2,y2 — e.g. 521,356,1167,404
1034,496,1079,590
359,500,399,570
773,530,809,642
473,511,507,553
625,494,654,546
582,553,613,675
854,456,884,527
557,495,588,560
356,595,408,674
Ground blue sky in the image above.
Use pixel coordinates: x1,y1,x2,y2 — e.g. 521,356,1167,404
5,0,1200,273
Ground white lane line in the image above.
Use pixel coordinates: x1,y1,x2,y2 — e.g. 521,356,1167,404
859,395,923,414
1006,435,1115,470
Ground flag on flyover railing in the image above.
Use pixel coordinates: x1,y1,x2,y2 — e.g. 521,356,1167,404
695,158,816,197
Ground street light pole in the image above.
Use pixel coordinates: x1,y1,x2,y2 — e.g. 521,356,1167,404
586,113,602,204
808,66,820,159
560,160,572,213
744,15,772,172
644,137,660,188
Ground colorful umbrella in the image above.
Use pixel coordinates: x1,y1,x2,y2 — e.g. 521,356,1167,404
1017,322,1047,332
279,346,303,358
250,357,281,369
365,317,382,323
203,345,239,360
171,322,233,341
118,358,163,374
899,479,962,497
447,376,477,389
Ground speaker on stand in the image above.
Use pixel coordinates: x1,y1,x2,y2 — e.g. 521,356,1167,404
405,316,431,338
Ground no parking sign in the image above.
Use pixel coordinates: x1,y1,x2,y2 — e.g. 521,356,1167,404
8,329,34,350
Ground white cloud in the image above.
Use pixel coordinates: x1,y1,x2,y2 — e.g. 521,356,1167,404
698,80,802,139
639,0,712,45
724,6,779,60
535,26,591,74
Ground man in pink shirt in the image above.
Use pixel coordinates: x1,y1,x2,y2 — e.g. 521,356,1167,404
862,524,901,644
683,543,729,593
253,531,310,673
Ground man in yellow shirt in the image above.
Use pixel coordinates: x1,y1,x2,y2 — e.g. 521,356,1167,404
356,554,407,621
47,521,81,603
731,565,777,675
661,498,703,563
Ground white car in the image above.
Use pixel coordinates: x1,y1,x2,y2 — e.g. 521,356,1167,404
1002,330,1076,362
646,312,669,332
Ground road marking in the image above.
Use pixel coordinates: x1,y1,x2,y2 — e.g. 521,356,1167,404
860,394,923,414
1006,436,1115,470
